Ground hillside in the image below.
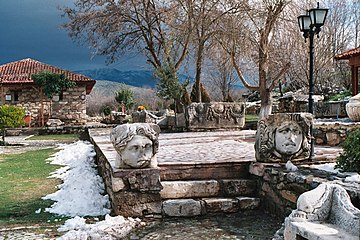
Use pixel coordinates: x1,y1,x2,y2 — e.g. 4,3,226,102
76,68,157,88
76,68,193,89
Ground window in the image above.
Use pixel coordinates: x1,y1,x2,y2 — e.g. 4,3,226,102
53,92,64,102
14,91,19,102
5,94,11,101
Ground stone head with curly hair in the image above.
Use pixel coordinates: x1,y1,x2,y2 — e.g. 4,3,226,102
255,113,313,162
110,123,160,169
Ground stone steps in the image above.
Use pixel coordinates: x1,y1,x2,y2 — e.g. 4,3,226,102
160,179,257,199
159,179,260,216
159,162,251,181
162,197,261,217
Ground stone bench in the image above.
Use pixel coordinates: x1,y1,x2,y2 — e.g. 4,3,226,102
284,183,360,240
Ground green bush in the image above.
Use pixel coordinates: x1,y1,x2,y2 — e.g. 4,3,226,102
103,106,112,116
335,129,360,173
328,90,351,101
0,105,25,144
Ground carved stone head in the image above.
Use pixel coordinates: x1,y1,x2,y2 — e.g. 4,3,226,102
110,123,160,169
255,113,313,162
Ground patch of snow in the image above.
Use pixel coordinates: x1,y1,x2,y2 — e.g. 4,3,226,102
43,141,111,217
57,214,142,240
35,208,41,214
286,161,298,172
310,163,340,174
344,174,360,183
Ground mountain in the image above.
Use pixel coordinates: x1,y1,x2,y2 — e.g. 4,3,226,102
75,68,157,88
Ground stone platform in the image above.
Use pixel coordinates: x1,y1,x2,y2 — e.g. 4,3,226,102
89,128,341,167
89,128,343,218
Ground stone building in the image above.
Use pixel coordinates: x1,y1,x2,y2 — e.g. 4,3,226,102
0,58,96,126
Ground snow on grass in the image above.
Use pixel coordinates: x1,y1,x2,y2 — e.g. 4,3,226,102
41,141,142,239
57,215,142,240
43,141,111,217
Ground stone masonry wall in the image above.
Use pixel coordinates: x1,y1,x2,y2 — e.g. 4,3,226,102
250,162,360,219
313,122,360,146
9,85,87,126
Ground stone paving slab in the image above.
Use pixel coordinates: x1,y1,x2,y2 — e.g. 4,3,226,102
89,128,257,165
89,128,342,165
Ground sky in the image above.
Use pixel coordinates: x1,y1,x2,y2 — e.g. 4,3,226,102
0,0,147,71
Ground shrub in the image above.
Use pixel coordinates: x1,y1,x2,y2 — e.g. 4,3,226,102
328,90,351,101
335,129,360,173
102,106,112,116
0,105,25,144
190,82,211,103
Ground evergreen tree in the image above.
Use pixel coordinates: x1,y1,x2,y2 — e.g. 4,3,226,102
115,85,135,112
155,63,188,113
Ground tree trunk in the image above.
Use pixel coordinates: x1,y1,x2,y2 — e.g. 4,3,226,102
259,89,272,119
258,29,271,119
40,88,44,127
2,129,6,146
194,42,205,103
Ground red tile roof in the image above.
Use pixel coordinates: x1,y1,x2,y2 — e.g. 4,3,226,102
0,58,96,94
335,47,360,60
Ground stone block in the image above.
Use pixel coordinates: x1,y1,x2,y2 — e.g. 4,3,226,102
160,180,220,199
203,198,239,213
113,168,163,192
186,102,245,130
284,183,360,240
249,162,265,176
221,179,256,196
326,132,341,146
113,191,162,217
236,197,260,210
162,199,202,217
176,113,186,127
111,177,125,192
280,190,298,203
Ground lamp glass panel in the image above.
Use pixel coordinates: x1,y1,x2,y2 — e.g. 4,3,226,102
303,16,311,30
310,8,328,25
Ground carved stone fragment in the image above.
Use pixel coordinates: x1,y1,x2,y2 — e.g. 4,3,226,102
110,123,160,169
255,113,313,162
284,183,360,240
186,102,245,130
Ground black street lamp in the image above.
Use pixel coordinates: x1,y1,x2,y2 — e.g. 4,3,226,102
298,2,328,160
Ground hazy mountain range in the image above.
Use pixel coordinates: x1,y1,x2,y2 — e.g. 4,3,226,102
75,68,158,88
76,68,244,91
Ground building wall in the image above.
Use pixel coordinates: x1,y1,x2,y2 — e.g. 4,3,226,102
1,85,87,126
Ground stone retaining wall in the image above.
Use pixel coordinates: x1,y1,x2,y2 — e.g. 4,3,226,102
250,162,360,218
314,121,360,146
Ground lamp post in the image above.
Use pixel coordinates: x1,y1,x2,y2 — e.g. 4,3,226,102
298,2,328,160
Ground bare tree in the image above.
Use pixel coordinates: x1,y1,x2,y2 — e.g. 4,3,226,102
219,0,290,118
205,46,238,101
62,0,191,70
279,0,358,97
176,0,240,102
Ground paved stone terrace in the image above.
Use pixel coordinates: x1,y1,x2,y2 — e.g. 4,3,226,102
89,128,342,167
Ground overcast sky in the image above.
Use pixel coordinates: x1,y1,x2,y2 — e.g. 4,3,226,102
0,0,147,71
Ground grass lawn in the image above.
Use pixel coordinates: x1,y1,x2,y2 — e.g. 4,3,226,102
26,134,80,141
245,114,259,123
0,148,62,227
